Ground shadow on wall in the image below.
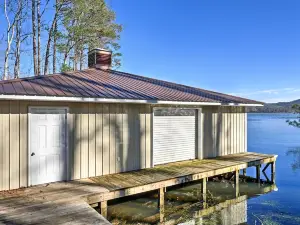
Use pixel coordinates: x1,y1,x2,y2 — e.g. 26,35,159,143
216,108,223,157
203,106,243,159
68,103,146,180
60,104,243,181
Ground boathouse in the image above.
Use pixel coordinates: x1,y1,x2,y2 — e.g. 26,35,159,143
0,49,263,191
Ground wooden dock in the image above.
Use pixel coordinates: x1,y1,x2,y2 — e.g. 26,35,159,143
108,182,277,224
0,152,277,224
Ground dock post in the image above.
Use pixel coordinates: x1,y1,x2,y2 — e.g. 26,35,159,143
271,161,276,183
158,187,165,223
235,169,240,198
201,178,207,208
256,165,261,184
242,168,246,176
100,201,107,219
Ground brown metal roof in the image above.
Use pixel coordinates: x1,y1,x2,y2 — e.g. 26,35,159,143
0,68,263,105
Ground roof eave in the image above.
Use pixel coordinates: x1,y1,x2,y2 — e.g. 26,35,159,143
0,94,263,107
224,103,264,107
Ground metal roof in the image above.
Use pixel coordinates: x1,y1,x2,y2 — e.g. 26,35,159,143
0,68,263,105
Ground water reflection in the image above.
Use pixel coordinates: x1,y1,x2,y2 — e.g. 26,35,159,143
286,147,300,171
108,180,277,225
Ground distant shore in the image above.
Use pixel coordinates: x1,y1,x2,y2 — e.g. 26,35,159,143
247,99,299,113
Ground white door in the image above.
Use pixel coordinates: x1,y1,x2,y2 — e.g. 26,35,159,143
153,108,196,165
29,108,67,186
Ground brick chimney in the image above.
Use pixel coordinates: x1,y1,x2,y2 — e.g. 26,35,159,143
88,48,112,69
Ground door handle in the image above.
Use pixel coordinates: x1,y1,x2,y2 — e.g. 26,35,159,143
31,152,35,156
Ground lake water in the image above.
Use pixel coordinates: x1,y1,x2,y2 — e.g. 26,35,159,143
246,113,300,225
108,113,300,225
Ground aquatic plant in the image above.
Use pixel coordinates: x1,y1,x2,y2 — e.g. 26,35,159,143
286,147,300,171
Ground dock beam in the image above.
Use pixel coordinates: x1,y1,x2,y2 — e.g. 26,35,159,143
158,187,165,223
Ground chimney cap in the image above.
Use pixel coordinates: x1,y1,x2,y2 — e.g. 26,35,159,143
88,48,112,54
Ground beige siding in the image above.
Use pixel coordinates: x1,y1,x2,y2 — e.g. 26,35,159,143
10,102,20,189
102,104,110,175
88,103,96,177
95,104,103,176
0,101,152,191
2,101,10,190
145,105,152,168
115,104,123,173
0,100,246,191
202,106,247,158
73,103,81,179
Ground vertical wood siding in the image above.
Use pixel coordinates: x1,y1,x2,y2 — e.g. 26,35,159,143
202,106,247,158
0,101,246,191
0,101,152,191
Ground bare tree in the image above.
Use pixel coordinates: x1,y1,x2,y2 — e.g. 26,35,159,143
13,0,25,78
44,0,65,75
2,0,122,77
52,0,58,73
44,0,64,75
3,0,22,80
14,17,21,78
79,48,84,70
31,0,38,76
37,0,41,75
13,0,30,78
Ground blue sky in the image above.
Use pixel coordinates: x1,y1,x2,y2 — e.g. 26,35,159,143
109,0,300,103
1,0,300,103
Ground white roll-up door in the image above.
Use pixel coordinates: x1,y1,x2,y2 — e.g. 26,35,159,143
153,108,196,165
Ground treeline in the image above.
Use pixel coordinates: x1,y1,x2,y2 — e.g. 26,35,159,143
247,99,300,113
1,0,122,80
247,105,295,113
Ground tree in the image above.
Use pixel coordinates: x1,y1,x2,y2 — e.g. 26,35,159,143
31,0,38,76
286,104,300,128
57,0,122,72
44,0,65,75
1,0,122,78
2,0,22,79
13,0,29,78
37,0,41,75
13,5,21,78
32,0,50,76
52,0,59,73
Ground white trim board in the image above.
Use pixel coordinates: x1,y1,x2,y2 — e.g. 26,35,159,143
0,94,263,107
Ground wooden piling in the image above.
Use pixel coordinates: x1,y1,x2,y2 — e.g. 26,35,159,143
201,178,207,208
256,165,261,184
242,168,246,176
158,187,165,223
100,201,107,219
235,169,239,197
271,161,276,183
